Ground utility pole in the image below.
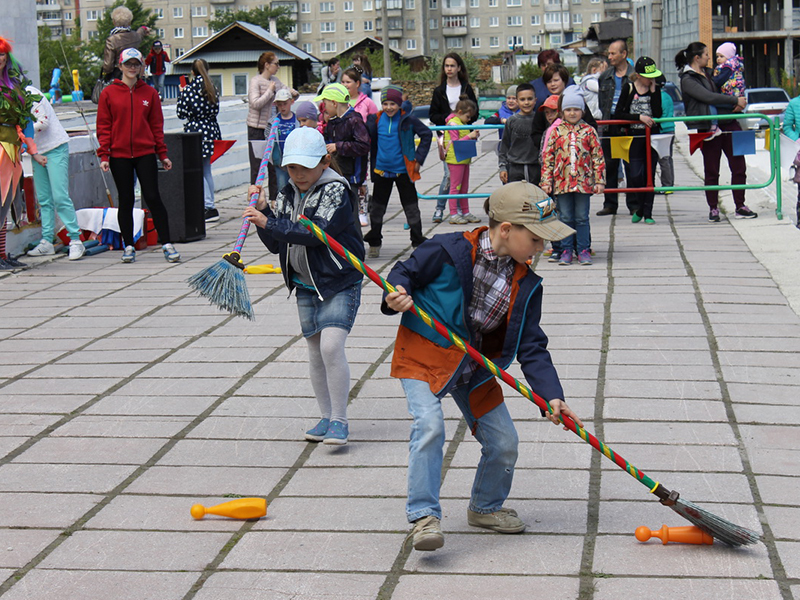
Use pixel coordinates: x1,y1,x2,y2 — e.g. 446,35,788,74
382,0,391,78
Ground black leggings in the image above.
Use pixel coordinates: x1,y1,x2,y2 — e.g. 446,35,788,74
109,154,171,247
363,171,425,248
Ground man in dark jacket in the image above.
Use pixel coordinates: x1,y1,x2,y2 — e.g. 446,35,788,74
597,40,635,216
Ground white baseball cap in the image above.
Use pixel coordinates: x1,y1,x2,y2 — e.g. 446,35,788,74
281,127,328,168
274,88,292,102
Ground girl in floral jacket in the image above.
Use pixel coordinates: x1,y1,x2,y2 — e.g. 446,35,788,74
540,86,605,266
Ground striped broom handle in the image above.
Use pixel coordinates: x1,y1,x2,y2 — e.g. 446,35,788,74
232,122,279,254
298,216,664,496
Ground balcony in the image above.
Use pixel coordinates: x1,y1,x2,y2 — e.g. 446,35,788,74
442,5,467,16
36,2,61,11
544,21,566,31
388,7,403,17
388,28,404,37
543,0,565,11
442,25,467,36
209,0,235,4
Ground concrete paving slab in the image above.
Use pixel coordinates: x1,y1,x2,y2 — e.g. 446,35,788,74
596,442,743,473
281,466,408,498
192,572,385,600
755,475,800,506
452,440,592,470
0,493,102,527
50,415,192,438
600,470,754,503
392,575,578,600
156,439,306,468
0,415,62,437
0,529,59,568
83,395,217,416
442,467,590,500
593,578,781,600
0,464,136,493
603,398,729,422
11,437,166,465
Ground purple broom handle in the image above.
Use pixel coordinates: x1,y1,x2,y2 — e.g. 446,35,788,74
233,122,279,254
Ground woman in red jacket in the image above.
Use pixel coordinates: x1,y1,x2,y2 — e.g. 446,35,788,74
97,48,179,264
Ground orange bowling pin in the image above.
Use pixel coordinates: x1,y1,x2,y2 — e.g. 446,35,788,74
190,497,267,520
635,524,713,545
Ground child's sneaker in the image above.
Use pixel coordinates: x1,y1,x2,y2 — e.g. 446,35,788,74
467,507,526,533
708,126,723,140
304,418,330,442
547,251,561,263
559,249,573,265
578,249,592,265
367,246,381,258
162,243,181,262
644,218,656,225
463,213,482,223
323,420,348,445
432,209,444,223
121,245,136,263
408,515,444,551
27,240,55,256
708,208,721,222
735,206,758,219
68,240,86,261
449,214,468,224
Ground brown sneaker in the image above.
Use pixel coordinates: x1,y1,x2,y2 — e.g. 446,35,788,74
467,507,526,533
407,515,445,551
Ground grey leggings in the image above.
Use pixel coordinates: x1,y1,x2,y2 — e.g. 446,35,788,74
306,327,351,424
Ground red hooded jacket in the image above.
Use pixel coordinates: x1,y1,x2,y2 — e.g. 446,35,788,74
96,79,168,162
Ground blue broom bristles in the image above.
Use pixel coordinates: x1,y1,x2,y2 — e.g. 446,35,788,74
187,259,255,321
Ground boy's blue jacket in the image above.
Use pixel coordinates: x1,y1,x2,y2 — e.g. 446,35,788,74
256,168,364,299
366,108,432,180
382,228,564,419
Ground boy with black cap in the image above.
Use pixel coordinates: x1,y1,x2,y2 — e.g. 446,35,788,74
145,41,170,99
382,181,584,551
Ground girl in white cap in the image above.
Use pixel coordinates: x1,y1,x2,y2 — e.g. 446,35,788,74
244,127,365,446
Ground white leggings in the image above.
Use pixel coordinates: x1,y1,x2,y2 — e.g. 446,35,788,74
306,327,351,424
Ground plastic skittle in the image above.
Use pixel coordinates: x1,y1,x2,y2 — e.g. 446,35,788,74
190,498,267,520
635,524,714,545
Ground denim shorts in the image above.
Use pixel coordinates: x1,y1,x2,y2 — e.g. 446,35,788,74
295,282,361,337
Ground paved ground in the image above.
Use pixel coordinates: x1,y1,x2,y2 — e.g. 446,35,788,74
1,126,799,600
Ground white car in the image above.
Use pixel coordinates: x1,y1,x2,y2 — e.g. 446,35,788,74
740,87,790,130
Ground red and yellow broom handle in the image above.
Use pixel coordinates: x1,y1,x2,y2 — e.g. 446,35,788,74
298,216,665,497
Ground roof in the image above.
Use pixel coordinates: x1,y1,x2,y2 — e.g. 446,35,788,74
337,36,403,59
173,21,318,66
584,18,633,43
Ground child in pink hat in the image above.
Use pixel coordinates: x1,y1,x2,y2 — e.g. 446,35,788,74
707,42,746,138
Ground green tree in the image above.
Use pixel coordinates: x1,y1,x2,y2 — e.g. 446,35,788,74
38,25,98,96
85,0,158,62
207,6,295,38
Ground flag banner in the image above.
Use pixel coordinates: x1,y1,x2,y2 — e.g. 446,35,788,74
211,140,236,164
689,131,714,155
453,140,478,162
610,136,633,162
650,133,673,159
732,130,756,156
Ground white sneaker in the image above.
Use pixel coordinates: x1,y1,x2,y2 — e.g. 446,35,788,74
68,240,85,261
121,245,136,263
27,240,55,256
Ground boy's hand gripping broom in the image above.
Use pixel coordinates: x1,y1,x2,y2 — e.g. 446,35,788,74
298,216,762,547
187,126,279,320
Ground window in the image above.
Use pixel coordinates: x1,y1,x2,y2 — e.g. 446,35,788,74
446,37,463,48
429,0,438,8
507,0,522,5
301,2,311,11
470,0,479,6
388,0,402,7
429,18,438,28
591,0,599,3
363,0,373,8
175,48,186,57
572,12,582,23
507,15,522,25
389,39,399,48
344,0,354,9
301,22,312,32
345,21,354,31
191,6,207,17
406,0,416,7
157,28,165,38
234,74,248,95
531,0,540,5
407,38,417,50
563,11,570,24
591,12,600,21
303,43,313,53
444,0,464,6
173,7,183,18
376,17,382,29
507,35,523,47
345,41,354,48
321,41,337,52
443,15,466,27
470,16,480,27
321,21,336,31
192,26,208,37
430,38,439,50
550,32,562,44
86,9,99,20
320,2,335,11
65,27,73,35
573,0,581,4
88,30,99,39
529,34,541,45
174,28,184,38
364,20,374,30
388,16,402,28
471,36,481,47
63,11,73,19
489,16,498,26
406,19,415,29
489,36,499,47
545,12,560,23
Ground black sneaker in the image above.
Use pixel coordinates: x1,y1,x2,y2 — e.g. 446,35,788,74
4,257,26,268
0,258,15,271
735,206,758,219
205,208,220,223
709,208,721,222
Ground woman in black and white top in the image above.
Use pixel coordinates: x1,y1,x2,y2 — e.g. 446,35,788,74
428,52,478,223
177,59,221,222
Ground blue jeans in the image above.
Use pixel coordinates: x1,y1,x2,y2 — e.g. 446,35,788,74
274,165,290,195
555,192,591,253
153,73,165,97
435,158,450,212
203,156,215,209
401,378,519,522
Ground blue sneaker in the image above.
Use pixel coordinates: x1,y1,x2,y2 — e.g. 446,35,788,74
304,418,330,442
121,245,136,263
323,420,349,445
162,243,181,263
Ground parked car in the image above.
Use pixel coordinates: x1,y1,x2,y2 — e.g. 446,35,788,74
663,82,685,117
740,87,790,130
478,96,504,120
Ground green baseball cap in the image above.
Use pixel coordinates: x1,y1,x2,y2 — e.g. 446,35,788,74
313,83,356,106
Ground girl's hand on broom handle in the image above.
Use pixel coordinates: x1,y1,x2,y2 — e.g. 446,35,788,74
546,399,584,431
386,285,415,313
243,206,267,229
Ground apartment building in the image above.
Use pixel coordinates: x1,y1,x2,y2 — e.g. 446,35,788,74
52,0,625,62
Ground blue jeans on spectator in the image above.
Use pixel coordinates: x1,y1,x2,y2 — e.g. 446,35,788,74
435,158,450,214
153,73,165,97
203,156,215,210
555,192,591,253
401,377,519,522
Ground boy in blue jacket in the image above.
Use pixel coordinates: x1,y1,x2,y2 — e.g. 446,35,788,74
383,182,584,551
363,85,432,258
